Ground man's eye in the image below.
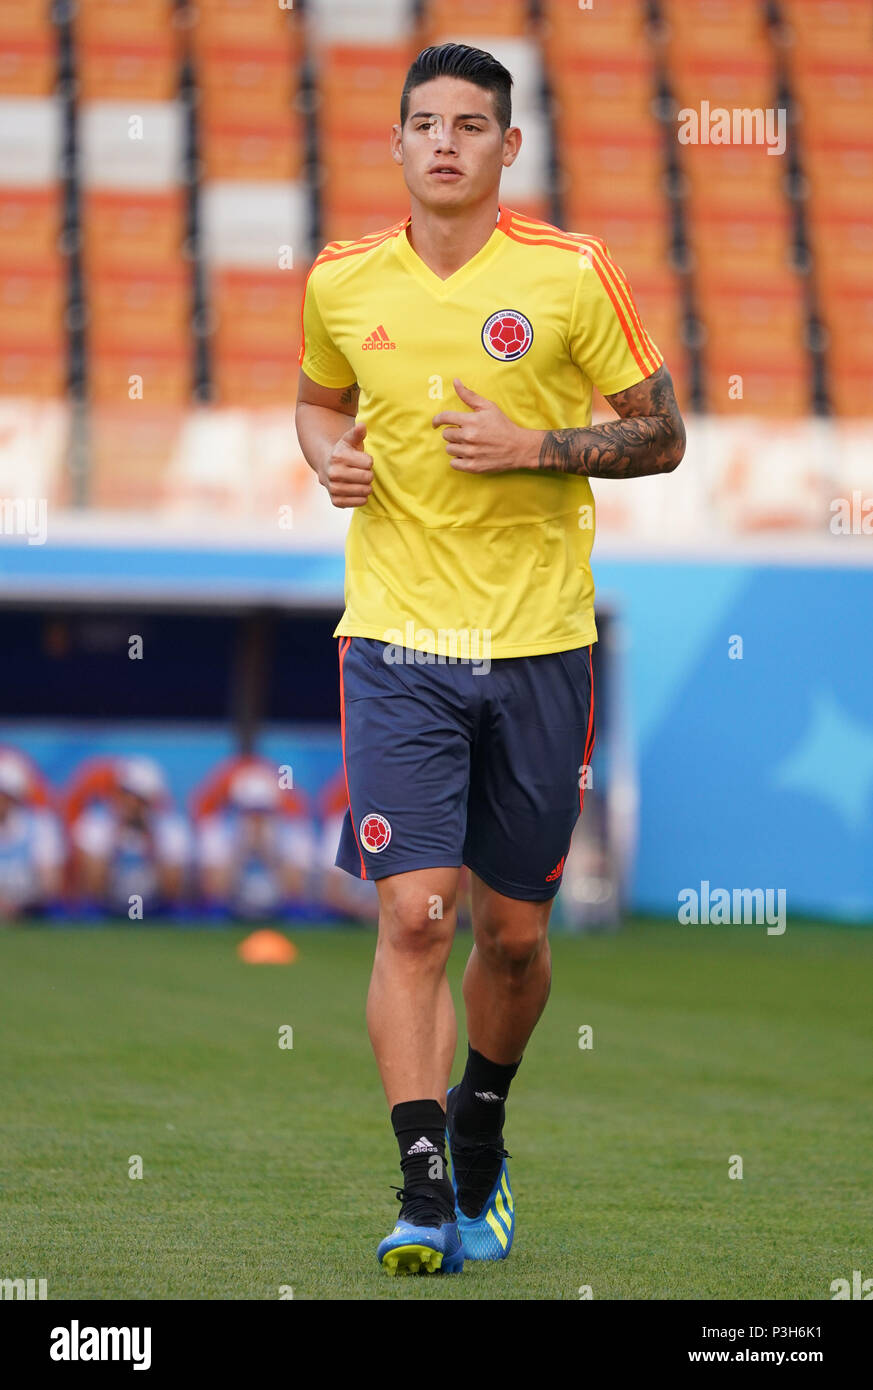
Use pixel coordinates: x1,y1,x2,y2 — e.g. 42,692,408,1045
463,125,482,132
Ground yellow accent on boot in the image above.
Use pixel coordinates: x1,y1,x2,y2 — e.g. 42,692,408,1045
484,1208,509,1249
381,1244,445,1276
501,1172,514,1211
495,1190,512,1231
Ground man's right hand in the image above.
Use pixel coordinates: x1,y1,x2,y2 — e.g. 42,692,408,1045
320,421,374,509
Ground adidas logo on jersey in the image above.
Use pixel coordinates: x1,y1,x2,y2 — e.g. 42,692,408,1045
474,1090,503,1102
362,324,396,350
406,1136,438,1155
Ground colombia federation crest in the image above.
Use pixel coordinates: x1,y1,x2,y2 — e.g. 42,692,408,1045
481,309,534,361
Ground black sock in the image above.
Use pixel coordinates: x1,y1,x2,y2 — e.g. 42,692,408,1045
453,1045,520,1139
391,1099,455,1218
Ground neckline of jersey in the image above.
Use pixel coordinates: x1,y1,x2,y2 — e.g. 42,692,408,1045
392,203,511,299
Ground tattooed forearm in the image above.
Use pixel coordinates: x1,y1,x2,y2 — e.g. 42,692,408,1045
537,364,686,477
338,383,360,410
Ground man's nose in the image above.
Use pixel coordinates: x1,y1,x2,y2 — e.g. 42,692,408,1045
428,118,456,148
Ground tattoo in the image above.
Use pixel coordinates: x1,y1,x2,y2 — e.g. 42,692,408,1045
338,383,359,410
537,364,686,477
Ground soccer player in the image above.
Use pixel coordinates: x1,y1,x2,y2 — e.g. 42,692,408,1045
71,757,190,916
196,762,318,919
0,750,64,920
295,42,685,1276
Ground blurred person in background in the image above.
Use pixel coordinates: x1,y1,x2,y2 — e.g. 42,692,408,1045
196,761,317,920
0,749,64,920
70,757,190,917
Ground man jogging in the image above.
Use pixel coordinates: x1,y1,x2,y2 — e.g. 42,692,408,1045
295,42,685,1276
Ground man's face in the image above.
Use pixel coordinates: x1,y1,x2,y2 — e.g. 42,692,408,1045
392,76,520,210
116,789,149,825
239,809,271,851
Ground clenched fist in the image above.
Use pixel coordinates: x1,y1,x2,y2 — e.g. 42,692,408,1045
320,421,374,508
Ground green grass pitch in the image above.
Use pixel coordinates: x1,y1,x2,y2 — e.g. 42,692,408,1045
1,919,871,1300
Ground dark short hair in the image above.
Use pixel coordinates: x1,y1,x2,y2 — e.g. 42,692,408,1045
400,43,513,132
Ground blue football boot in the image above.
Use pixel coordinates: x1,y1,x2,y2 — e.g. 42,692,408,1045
446,1086,514,1260
377,1185,464,1275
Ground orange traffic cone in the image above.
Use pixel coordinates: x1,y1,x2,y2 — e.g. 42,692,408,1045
236,929,299,964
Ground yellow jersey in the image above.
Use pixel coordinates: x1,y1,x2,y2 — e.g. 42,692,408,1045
298,203,662,659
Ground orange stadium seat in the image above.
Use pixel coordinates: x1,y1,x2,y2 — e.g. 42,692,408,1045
199,115,304,182
692,208,793,277
81,190,186,272
682,143,786,213
423,0,531,39
670,55,776,113
212,352,299,408
319,46,416,130
87,267,190,352
0,1,52,41
820,278,873,416
196,46,294,126
561,132,663,207
210,269,304,358
77,37,181,101
828,369,873,418
0,108,63,361
551,54,655,138
823,287,873,366
0,262,65,346
828,291,873,367
0,187,61,266
540,0,650,60
628,275,682,337
89,349,192,407
72,0,177,44
0,34,55,96
0,344,66,398
661,0,769,56
321,139,407,205
187,0,299,53
704,351,811,416
792,62,873,145
804,142,873,214
697,271,807,361
812,214,873,292
781,0,873,59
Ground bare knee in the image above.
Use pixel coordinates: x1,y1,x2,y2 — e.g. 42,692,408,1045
474,908,550,978
377,874,457,965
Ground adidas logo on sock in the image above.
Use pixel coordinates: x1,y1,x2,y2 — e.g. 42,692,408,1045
474,1090,504,1102
406,1136,438,1155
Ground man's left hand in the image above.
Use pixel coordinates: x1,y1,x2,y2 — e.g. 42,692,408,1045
432,378,543,473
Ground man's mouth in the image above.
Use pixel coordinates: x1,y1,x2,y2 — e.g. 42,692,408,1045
429,166,463,179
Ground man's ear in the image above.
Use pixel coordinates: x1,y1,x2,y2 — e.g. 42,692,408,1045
390,124,403,165
502,126,522,169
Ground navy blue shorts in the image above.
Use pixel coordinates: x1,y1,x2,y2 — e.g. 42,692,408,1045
335,637,595,902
